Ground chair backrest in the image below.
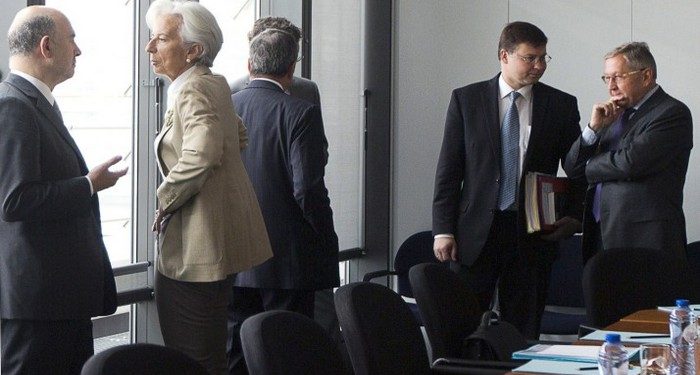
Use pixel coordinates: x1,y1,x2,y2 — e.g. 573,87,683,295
334,282,431,375
685,241,700,275
394,230,437,297
409,262,481,360
546,235,585,307
539,235,587,336
80,343,208,375
240,310,346,375
582,247,692,327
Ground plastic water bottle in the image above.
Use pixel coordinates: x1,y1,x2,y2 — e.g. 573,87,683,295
597,333,629,375
670,299,697,375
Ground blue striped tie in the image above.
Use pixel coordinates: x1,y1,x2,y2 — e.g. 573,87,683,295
498,91,521,211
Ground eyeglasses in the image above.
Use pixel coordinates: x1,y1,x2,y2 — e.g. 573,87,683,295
296,54,303,62
601,69,644,84
514,53,551,65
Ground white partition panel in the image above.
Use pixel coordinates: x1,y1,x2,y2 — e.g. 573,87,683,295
392,0,508,250
634,1,700,242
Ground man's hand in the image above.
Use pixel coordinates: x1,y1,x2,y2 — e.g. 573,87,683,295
541,216,581,242
87,155,128,193
589,99,623,132
433,237,458,262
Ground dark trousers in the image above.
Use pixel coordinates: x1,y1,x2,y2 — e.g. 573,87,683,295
1,318,93,375
155,271,232,375
227,286,315,375
451,211,554,340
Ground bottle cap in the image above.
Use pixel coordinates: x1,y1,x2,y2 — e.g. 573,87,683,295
676,299,690,307
604,333,621,343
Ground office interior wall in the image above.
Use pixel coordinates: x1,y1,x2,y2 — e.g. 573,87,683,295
0,1,27,78
393,0,700,256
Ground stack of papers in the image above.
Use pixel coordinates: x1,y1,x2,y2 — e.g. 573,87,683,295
581,330,670,344
513,360,641,375
512,344,641,375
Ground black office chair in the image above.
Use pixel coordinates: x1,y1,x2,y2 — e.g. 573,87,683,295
362,230,439,324
80,343,208,375
240,310,347,375
409,262,481,360
685,241,700,275
539,235,587,338
335,282,431,375
582,246,693,328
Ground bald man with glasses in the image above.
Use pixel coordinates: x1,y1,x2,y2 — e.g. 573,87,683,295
432,21,584,339
564,41,692,264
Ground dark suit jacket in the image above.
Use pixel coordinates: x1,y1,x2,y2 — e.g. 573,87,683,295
433,74,583,266
0,74,116,319
230,75,320,106
564,87,692,263
232,79,339,290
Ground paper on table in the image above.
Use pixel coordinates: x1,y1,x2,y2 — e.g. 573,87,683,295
658,304,700,313
512,345,602,363
582,330,671,345
513,359,641,375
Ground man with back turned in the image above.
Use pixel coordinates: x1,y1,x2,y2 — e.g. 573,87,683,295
227,28,339,374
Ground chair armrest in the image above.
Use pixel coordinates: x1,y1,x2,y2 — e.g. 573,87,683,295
362,270,397,282
431,358,521,374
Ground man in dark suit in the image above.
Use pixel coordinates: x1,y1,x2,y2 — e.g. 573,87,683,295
229,17,320,105
564,42,692,263
228,16,342,359
0,6,128,375
432,21,583,339
227,28,339,374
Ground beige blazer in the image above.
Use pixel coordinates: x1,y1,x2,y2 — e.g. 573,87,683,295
154,66,272,282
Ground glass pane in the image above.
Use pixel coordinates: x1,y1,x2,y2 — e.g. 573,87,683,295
312,1,364,284
45,0,135,268
199,0,255,83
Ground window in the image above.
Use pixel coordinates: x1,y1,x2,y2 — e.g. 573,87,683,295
46,0,135,267
198,0,255,83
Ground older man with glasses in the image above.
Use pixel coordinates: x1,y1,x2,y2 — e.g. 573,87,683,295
432,21,584,339
565,41,692,264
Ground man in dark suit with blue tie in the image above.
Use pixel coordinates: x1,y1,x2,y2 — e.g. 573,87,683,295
227,28,339,374
432,22,584,339
564,42,692,263
0,6,127,375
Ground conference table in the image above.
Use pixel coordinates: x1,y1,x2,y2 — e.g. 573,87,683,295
604,309,669,335
507,309,671,374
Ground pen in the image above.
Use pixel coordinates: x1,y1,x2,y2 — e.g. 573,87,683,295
578,366,597,371
629,335,670,339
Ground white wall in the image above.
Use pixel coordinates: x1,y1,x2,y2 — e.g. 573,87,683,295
0,0,26,78
393,0,700,255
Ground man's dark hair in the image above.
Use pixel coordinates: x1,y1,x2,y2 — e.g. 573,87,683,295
8,15,55,56
497,21,547,57
248,17,301,42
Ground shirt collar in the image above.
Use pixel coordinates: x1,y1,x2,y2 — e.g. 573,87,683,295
166,65,198,109
498,74,532,102
250,77,285,92
10,69,55,105
631,84,659,111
